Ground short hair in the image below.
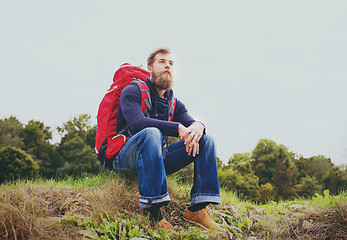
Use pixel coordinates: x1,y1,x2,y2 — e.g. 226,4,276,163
147,48,171,67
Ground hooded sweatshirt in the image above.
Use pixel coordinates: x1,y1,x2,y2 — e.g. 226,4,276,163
116,78,196,139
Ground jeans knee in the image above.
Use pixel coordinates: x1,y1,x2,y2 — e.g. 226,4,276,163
200,134,214,146
199,134,216,153
140,127,163,144
142,127,162,138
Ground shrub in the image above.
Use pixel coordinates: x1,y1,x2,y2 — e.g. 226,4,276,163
0,146,39,183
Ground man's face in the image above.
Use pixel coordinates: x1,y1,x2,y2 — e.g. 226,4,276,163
148,53,174,90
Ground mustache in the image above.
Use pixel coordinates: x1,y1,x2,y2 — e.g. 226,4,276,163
162,70,171,76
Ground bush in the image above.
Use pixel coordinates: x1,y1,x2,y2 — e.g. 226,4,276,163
0,146,39,183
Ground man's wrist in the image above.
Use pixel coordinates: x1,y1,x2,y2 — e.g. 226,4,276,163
194,121,206,135
196,121,205,129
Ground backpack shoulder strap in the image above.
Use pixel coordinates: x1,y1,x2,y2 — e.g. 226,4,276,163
131,78,152,115
169,97,176,121
131,78,176,121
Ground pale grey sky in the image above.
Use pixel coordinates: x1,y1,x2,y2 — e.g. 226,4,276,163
1,1,347,165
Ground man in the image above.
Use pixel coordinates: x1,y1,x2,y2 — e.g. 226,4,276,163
114,48,221,234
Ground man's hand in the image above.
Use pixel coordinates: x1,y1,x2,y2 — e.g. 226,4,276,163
178,124,190,140
179,122,205,157
184,121,204,146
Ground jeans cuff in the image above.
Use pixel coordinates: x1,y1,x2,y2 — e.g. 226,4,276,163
139,193,171,210
190,194,221,206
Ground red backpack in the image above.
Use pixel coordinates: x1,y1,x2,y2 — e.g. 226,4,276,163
95,63,176,169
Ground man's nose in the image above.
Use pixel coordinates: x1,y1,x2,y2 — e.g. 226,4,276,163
165,62,170,69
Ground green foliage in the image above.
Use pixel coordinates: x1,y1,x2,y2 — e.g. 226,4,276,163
311,189,336,208
0,117,61,178
57,114,102,176
0,146,39,183
218,166,260,201
218,139,345,202
258,183,276,202
296,156,332,184
79,213,212,240
168,136,180,145
251,139,278,185
323,165,347,194
297,175,323,197
171,164,194,184
86,125,97,149
80,215,143,240
306,156,333,181
228,153,252,175
23,120,62,178
23,120,52,146
271,146,297,199
0,116,25,149
1,114,345,203
295,155,346,196
219,153,260,201
223,153,260,200
57,114,93,144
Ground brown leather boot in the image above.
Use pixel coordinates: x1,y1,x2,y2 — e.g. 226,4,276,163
183,208,222,231
154,218,174,235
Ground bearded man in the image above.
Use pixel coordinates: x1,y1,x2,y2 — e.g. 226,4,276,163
114,48,221,234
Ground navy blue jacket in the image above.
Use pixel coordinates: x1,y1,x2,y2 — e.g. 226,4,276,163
116,78,196,138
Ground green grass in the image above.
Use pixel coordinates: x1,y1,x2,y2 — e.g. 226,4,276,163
0,174,346,239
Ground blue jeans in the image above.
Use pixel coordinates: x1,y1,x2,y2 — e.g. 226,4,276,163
114,127,221,209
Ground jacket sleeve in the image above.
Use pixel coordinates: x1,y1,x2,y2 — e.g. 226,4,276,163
120,85,180,136
173,99,206,134
172,99,196,127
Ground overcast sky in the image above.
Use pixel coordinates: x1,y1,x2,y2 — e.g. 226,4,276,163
1,1,347,165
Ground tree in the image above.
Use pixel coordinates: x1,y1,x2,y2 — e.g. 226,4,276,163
228,153,252,175
0,146,39,183
219,153,260,201
251,139,278,185
218,165,260,201
323,165,347,194
296,175,322,197
271,145,298,199
57,114,102,176
295,155,338,192
251,139,299,200
57,114,93,144
0,116,25,149
306,156,333,183
23,120,62,177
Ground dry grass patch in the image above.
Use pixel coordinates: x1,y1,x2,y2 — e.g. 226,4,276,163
0,175,346,240
0,174,142,239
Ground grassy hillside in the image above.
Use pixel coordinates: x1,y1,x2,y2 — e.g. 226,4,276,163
0,173,346,239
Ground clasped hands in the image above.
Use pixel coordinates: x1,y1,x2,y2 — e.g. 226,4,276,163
178,121,205,157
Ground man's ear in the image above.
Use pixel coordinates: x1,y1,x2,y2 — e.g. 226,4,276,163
147,66,152,73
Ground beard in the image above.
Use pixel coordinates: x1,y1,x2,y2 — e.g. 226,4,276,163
151,71,173,90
